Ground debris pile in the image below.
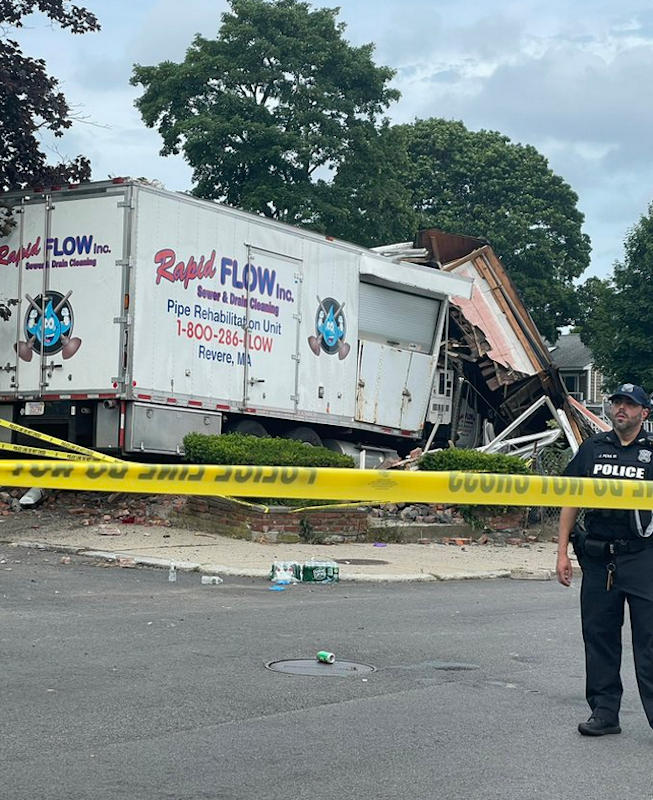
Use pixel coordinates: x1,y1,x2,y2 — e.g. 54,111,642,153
367,502,460,524
0,491,22,514
365,501,544,545
0,487,183,528
0,488,544,545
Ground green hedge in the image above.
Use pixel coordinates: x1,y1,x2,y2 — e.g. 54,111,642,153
418,448,531,475
183,432,355,468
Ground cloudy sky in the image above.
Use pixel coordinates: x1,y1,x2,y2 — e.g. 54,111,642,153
11,0,653,280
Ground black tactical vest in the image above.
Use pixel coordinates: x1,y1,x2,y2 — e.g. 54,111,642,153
565,430,653,540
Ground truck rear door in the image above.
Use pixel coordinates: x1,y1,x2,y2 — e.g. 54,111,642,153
0,188,127,398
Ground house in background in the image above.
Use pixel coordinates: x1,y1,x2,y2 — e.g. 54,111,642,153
549,332,604,413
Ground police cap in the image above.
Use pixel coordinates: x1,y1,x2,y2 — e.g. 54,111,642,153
608,383,651,408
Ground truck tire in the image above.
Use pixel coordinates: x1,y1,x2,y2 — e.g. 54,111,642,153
283,426,322,447
226,419,269,438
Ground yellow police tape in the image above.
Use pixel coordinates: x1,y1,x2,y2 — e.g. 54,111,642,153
289,501,373,513
0,441,94,462
213,494,363,514
1,461,653,509
0,417,121,463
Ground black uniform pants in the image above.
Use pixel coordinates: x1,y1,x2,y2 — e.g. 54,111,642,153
579,546,653,726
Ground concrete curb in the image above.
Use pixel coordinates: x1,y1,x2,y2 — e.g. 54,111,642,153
509,568,554,581
430,569,511,581
5,540,529,584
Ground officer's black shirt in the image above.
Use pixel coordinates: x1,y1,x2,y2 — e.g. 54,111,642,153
563,428,653,540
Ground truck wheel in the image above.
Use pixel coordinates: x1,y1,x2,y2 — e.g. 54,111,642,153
283,426,322,447
226,419,269,438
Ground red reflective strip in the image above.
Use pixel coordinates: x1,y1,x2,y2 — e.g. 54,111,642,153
136,394,151,400
166,398,177,404
216,404,230,410
188,400,202,407
71,394,88,400
119,401,126,448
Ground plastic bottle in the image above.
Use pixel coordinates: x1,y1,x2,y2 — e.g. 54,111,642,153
270,561,299,584
200,575,224,585
168,562,177,582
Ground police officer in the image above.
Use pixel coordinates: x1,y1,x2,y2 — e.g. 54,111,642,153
557,383,653,736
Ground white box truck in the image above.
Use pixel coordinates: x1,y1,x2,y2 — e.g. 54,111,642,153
0,179,472,461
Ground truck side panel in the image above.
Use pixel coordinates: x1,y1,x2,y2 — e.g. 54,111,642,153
0,191,127,397
295,238,358,422
130,190,304,416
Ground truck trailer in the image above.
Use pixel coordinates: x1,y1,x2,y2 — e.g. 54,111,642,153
0,179,472,462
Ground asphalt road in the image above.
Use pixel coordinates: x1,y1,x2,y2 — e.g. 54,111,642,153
2,544,652,800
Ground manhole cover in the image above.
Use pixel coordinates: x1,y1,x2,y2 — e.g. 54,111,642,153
265,659,376,677
334,559,389,565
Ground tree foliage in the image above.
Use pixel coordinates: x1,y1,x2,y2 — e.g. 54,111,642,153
0,1,99,198
394,119,591,341
313,121,418,247
578,204,653,389
130,2,590,341
131,0,398,225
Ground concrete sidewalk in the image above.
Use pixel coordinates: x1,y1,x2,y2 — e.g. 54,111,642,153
2,519,563,582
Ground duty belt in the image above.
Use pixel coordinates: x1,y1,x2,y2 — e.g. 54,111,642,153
585,537,653,558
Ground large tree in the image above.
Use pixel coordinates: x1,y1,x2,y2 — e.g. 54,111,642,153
578,205,653,389
393,119,591,341
313,121,418,247
0,1,99,198
131,0,399,226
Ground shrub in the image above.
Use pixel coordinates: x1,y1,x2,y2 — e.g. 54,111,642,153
183,432,355,468
417,448,531,475
183,432,354,509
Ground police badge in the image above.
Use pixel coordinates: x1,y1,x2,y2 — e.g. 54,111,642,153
638,449,652,463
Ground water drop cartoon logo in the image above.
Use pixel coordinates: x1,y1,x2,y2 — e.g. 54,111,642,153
16,290,82,362
307,296,350,360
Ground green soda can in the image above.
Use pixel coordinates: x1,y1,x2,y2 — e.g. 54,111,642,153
316,651,336,664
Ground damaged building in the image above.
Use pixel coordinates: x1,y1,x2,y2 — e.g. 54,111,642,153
374,229,598,457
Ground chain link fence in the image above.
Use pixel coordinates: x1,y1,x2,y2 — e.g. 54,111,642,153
527,445,580,537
